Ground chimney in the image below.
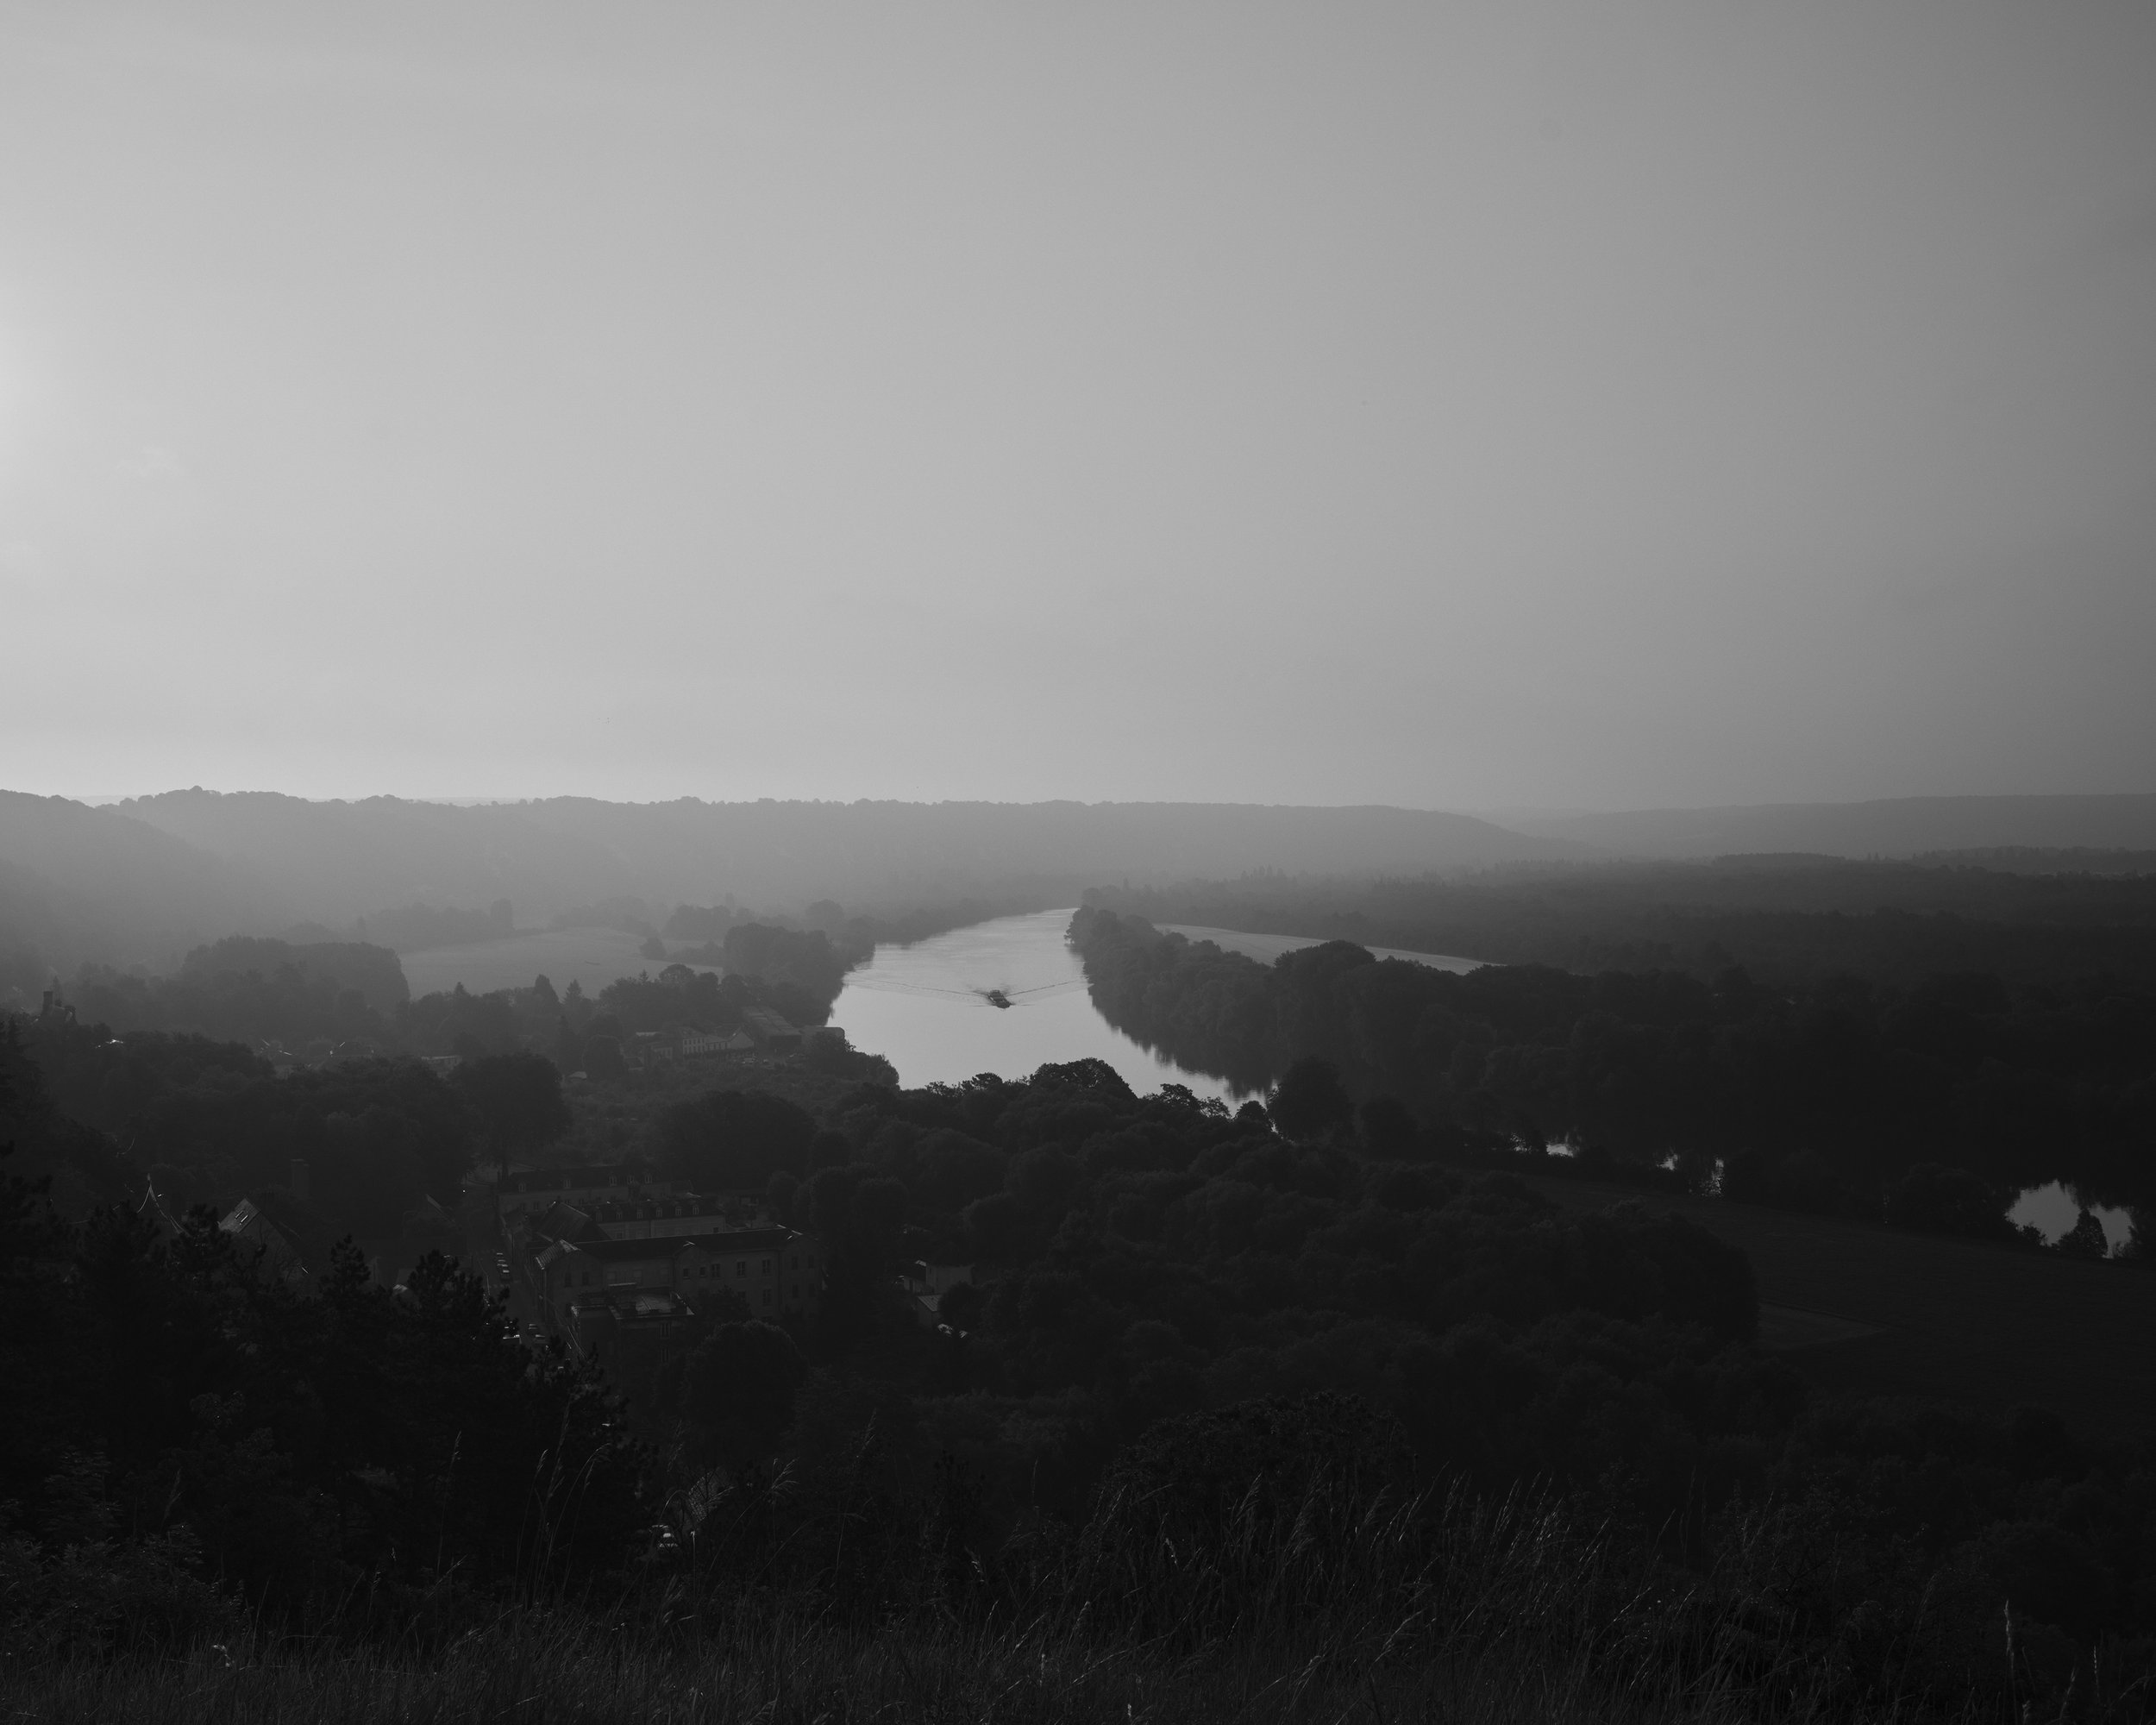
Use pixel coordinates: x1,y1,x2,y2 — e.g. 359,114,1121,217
289,1158,310,1202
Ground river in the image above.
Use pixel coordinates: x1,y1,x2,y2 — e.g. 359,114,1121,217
826,908,1249,1102
834,914,2145,1251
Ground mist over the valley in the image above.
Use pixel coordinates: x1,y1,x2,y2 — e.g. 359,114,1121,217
8,786,2156,988
7,0,2156,1713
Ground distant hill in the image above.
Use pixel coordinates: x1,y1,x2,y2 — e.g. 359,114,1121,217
1494,794,2156,860
110,793,1585,925
1912,846,2156,876
27,787,2146,990
0,792,286,996
0,791,1581,986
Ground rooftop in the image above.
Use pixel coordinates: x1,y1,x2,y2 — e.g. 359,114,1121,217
551,1226,799,1263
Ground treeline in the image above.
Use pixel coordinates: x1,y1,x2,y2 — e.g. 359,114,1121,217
664,895,1057,973
3,1015,575,1251
1069,907,2156,1222
57,919,855,1066
1092,856,2156,989
68,937,411,1051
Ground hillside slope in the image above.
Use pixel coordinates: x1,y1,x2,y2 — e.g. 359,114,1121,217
0,793,285,993
113,793,1583,922
1495,793,2156,859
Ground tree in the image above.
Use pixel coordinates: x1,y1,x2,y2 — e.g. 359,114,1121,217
937,1280,984,1333
1268,1057,1355,1142
1358,1095,1420,1159
452,1051,570,1178
659,1089,818,1191
671,1321,806,1471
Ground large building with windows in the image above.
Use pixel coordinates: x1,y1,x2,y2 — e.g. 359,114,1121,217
523,1224,821,1338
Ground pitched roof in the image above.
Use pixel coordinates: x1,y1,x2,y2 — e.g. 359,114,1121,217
219,1200,310,1286
527,1199,606,1244
498,1164,657,1197
553,1226,798,1264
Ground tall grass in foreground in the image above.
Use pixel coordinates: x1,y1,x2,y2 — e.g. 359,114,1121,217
8,1437,2140,1722
0,1614,1858,1725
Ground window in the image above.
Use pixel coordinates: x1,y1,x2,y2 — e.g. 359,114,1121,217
761,1258,772,1276
736,1261,746,1277
761,1289,772,1307
790,1255,799,1270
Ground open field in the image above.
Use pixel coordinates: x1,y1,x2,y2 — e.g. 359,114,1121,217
1532,1177,2156,1435
399,927,717,997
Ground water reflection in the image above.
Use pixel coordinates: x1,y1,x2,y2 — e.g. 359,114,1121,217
827,909,1248,1102
2009,1181,2134,1257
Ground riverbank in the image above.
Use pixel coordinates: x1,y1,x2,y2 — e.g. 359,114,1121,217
1156,922,1484,973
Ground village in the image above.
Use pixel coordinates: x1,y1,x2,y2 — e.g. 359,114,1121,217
163,1138,978,1417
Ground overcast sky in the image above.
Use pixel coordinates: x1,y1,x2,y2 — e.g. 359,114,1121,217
2,1,2151,811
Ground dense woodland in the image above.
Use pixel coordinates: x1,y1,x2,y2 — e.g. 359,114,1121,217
6,1031,2156,1714
1069,905,2156,1227
7,859,2156,1716
1094,856,2156,989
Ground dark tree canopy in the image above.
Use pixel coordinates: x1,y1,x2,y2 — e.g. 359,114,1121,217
659,1088,820,1192
452,1051,570,1171
666,1320,807,1471
1268,1057,1356,1141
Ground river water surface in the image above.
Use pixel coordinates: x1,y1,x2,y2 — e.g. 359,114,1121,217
826,909,1246,1101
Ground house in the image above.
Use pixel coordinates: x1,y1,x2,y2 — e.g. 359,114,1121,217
739,1008,802,1051
679,1029,729,1057
523,1198,608,1246
899,1260,975,1328
219,1198,311,1291
586,1193,768,1241
492,1164,670,1224
529,1226,823,1336
564,1289,711,1399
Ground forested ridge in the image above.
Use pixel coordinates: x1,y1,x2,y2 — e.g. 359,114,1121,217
1069,905,2156,1225
1096,856,2156,988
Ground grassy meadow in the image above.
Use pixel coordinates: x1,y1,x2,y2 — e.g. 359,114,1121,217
1533,1177,2156,1434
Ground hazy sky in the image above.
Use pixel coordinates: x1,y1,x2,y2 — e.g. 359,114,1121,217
3,1,2151,810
